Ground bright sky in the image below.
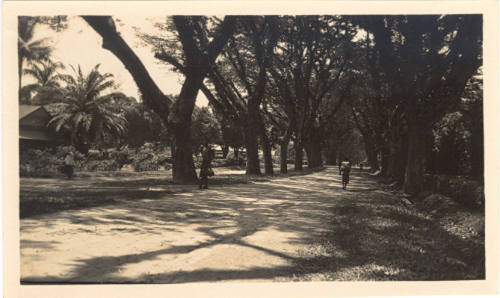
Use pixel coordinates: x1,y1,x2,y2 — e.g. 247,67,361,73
30,15,209,106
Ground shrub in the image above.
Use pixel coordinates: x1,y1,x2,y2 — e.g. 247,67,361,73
20,146,86,177
423,174,484,208
130,143,171,172
20,145,133,177
20,148,59,177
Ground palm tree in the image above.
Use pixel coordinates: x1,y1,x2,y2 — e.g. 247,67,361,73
21,60,65,104
18,17,53,97
48,64,127,153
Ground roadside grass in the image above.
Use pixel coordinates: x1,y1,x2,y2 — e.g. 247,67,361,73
20,166,324,218
280,189,485,281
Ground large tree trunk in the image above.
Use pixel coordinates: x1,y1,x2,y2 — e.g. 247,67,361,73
83,16,172,119
325,143,338,165
387,135,407,184
169,73,204,183
84,16,236,184
279,129,291,174
380,145,390,177
294,141,304,171
244,110,261,175
404,115,427,194
280,142,289,174
258,117,274,175
305,142,323,169
364,140,379,173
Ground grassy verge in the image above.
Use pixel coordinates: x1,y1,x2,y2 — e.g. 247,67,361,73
279,186,485,281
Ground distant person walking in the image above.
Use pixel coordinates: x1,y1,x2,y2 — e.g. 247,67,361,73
340,158,351,190
62,152,75,179
199,145,214,190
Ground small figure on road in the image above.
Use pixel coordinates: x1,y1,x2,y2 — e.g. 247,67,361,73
199,145,214,190
62,152,75,179
340,157,351,190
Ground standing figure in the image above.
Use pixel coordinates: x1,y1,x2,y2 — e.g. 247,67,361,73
340,158,351,190
199,145,214,190
62,152,75,179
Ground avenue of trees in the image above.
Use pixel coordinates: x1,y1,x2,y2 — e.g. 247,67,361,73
19,15,483,194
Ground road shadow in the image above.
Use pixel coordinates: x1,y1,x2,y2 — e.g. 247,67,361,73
21,167,484,283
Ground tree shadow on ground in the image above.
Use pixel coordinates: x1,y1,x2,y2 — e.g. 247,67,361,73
21,168,484,283
20,168,324,218
292,189,485,281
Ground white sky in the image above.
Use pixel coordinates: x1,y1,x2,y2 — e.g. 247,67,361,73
29,15,209,106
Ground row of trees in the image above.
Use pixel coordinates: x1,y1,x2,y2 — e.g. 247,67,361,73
349,15,483,193
83,15,364,182
19,15,483,194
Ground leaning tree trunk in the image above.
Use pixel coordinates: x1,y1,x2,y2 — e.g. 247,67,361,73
83,16,236,183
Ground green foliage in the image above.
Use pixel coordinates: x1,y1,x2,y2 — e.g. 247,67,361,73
20,145,133,177
423,174,484,208
20,145,84,177
48,64,127,152
20,148,60,177
131,143,171,172
21,60,65,104
123,102,168,148
428,112,471,175
191,106,222,151
18,17,53,65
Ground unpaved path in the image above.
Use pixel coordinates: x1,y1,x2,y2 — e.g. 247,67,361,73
20,167,386,283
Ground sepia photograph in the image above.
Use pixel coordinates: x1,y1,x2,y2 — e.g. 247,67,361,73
3,1,499,297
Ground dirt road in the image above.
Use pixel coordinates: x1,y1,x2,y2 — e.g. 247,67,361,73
20,167,484,283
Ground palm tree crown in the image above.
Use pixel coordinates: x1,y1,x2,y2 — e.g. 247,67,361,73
21,60,65,104
18,17,53,92
48,64,127,152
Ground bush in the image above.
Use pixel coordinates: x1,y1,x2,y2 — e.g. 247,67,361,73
20,148,59,177
20,146,87,177
423,174,484,208
20,145,134,177
130,143,171,172
80,159,120,171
